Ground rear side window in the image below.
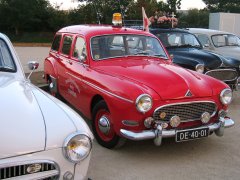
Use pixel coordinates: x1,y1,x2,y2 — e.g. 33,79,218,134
51,35,61,51
61,35,73,55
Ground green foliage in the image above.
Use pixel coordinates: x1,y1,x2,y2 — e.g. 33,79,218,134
167,0,181,12
0,0,51,34
178,9,209,28
203,0,240,13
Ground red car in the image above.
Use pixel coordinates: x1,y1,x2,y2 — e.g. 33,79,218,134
44,21,234,149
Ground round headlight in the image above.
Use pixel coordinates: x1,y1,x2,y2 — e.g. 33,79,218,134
63,133,92,163
195,64,204,73
136,94,153,113
220,88,233,105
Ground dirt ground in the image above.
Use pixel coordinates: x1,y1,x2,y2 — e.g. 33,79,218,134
25,71,46,86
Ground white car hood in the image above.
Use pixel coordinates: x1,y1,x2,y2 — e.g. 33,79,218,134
0,74,46,159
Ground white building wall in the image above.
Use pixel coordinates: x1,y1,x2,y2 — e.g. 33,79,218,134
209,13,240,36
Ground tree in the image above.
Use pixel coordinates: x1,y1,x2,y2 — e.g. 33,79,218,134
0,0,51,35
203,0,240,13
167,0,181,13
178,9,209,28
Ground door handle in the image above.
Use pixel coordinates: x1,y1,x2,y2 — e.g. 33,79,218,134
66,60,72,65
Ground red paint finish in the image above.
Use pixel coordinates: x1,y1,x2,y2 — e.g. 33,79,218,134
44,25,229,138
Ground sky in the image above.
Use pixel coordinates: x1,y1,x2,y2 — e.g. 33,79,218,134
49,0,206,11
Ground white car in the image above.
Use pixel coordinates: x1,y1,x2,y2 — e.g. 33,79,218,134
0,33,93,180
189,28,240,61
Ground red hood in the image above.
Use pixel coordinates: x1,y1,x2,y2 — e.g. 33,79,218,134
93,57,213,100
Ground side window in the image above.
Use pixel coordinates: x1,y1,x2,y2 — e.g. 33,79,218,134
61,35,73,55
197,34,210,46
73,37,86,60
51,35,61,51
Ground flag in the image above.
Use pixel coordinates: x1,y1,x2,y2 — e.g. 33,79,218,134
142,7,151,32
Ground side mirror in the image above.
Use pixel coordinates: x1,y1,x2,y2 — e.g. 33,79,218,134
27,61,39,79
28,61,39,70
170,54,174,59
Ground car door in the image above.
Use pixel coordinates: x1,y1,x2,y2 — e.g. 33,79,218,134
56,34,74,101
64,36,89,112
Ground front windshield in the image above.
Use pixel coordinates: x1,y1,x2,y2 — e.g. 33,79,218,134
155,32,201,48
91,34,168,60
212,34,240,47
0,39,16,72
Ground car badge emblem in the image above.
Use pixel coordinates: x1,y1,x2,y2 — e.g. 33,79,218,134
159,112,166,119
185,90,193,97
27,164,42,174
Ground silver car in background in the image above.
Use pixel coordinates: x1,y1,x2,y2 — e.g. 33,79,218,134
0,33,93,180
189,28,240,90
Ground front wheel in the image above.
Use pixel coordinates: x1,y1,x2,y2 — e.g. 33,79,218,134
92,100,125,149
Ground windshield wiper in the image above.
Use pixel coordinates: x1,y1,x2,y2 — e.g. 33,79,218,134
0,66,15,72
134,51,150,55
154,54,167,58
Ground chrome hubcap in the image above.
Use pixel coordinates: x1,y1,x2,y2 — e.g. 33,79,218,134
98,116,110,135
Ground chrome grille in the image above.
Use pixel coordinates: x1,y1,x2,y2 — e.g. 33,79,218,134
0,161,59,179
205,69,238,82
153,102,216,122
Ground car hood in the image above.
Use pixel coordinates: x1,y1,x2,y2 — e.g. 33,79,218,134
0,74,46,159
215,46,240,60
94,57,213,100
168,48,222,69
0,74,81,159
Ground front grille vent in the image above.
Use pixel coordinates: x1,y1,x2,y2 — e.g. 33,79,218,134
153,102,216,122
205,69,238,82
0,161,59,179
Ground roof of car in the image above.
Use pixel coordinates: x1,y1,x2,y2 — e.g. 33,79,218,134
188,28,234,35
58,25,154,37
150,28,190,33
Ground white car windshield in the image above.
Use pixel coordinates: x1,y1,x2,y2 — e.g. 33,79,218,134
0,39,15,72
155,32,202,48
212,34,240,47
91,35,168,60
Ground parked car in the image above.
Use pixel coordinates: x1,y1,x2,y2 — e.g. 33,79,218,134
189,28,240,89
0,33,93,180
44,16,234,149
150,28,240,90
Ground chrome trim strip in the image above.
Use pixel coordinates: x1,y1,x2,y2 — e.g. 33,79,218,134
120,118,234,141
205,68,238,81
154,101,218,121
66,72,134,103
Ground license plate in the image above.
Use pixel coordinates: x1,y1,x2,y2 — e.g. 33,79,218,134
176,127,209,142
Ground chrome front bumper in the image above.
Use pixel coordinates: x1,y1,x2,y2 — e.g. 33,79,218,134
120,117,234,146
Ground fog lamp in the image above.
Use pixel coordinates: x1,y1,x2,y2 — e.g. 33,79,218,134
170,115,181,127
144,117,154,128
201,112,211,124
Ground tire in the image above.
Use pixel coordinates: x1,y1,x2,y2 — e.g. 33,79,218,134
92,100,126,149
47,78,59,98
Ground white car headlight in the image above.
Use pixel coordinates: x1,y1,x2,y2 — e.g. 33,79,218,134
63,133,92,163
136,94,153,113
220,88,233,105
195,64,204,73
